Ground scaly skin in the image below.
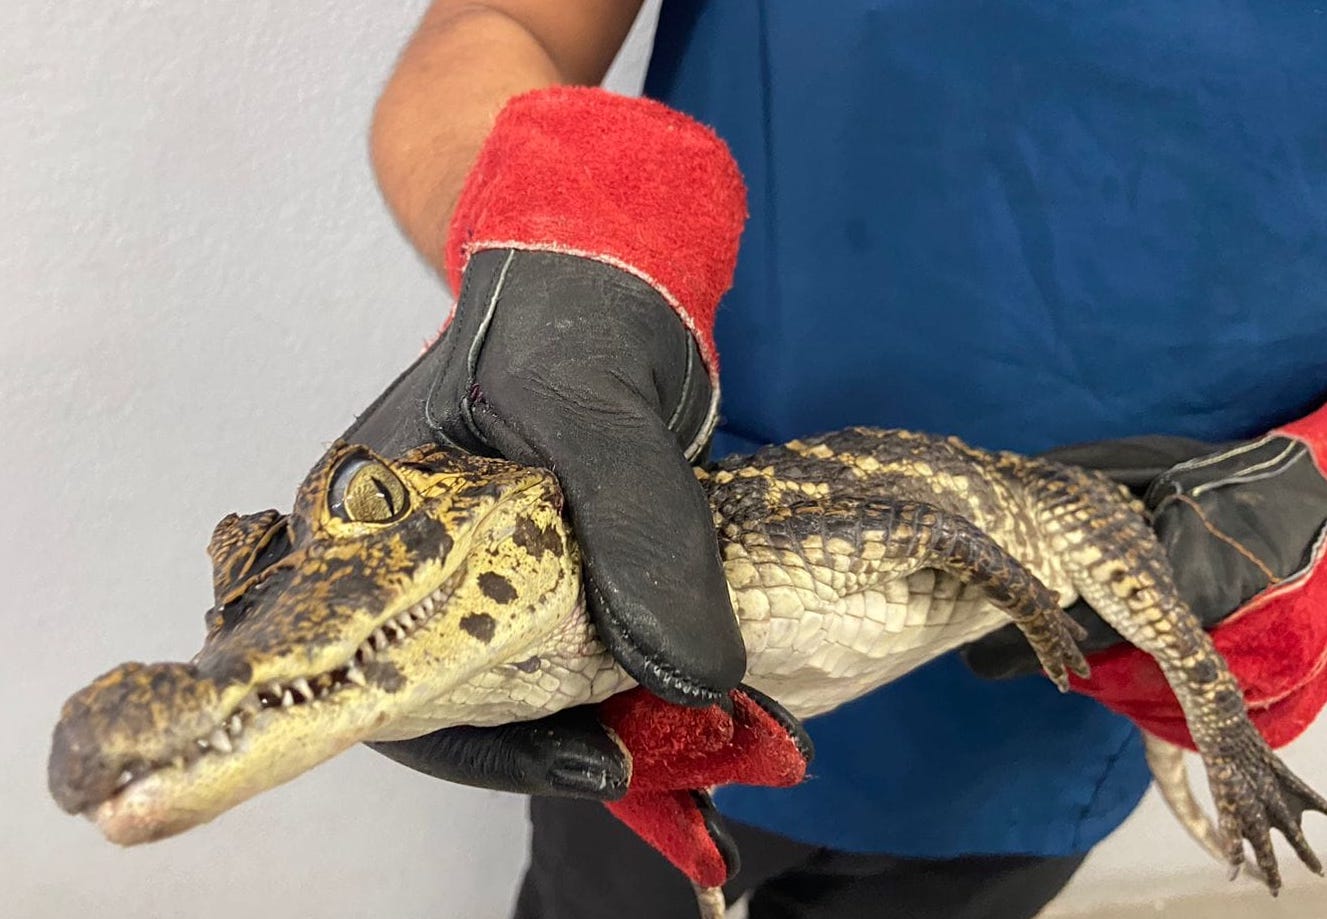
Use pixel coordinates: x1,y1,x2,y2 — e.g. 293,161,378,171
48,442,582,844
49,428,1326,893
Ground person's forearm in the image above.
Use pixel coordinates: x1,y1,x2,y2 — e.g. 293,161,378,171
371,2,642,278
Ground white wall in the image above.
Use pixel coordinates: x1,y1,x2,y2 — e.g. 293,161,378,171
2,2,1322,917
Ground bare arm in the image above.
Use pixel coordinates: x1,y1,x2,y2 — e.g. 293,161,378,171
371,0,645,278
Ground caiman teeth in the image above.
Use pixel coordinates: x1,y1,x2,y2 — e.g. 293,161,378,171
313,674,334,698
105,576,459,797
349,574,454,664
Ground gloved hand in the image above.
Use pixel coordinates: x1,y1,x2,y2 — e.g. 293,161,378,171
348,87,751,798
963,403,1327,748
348,247,742,700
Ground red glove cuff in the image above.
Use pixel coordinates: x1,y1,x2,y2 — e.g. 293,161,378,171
444,87,748,380
1076,402,1327,749
598,688,809,888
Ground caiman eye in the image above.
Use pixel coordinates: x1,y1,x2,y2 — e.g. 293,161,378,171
328,456,409,523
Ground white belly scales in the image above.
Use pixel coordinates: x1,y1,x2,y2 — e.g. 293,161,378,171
380,558,1080,738
736,569,1019,719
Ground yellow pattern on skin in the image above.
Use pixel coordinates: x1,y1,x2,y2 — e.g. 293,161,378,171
50,441,583,844
47,428,1326,894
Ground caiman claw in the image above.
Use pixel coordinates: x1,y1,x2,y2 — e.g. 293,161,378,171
1205,727,1327,894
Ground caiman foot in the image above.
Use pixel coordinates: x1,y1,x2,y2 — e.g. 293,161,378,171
1204,727,1327,894
1011,602,1090,693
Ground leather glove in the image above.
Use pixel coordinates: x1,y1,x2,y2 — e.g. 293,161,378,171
346,247,743,699
963,403,1327,748
349,87,750,798
352,248,743,797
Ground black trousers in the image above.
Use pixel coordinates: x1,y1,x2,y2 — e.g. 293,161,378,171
513,797,1086,919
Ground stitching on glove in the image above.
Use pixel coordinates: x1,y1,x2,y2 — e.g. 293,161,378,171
685,388,722,462
463,249,515,379
664,340,722,463
665,339,696,432
585,575,719,704
1189,441,1308,497
1169,493,1280,584
1165,433,1275,474
456,250,517,448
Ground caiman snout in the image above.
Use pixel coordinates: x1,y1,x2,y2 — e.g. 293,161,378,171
47,441,586,845
49,661,238,816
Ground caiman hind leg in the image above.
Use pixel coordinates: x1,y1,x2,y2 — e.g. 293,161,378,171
1024,461,1327,892
727,498,1088,689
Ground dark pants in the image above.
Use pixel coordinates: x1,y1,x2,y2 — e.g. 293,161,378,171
513,797,1087,919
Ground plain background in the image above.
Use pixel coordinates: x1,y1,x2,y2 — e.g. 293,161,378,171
4,2,1323,916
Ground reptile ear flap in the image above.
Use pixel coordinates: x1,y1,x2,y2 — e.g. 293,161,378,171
206,510,291,605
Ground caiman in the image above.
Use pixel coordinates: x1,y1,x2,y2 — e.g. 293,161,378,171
49,427,1326,898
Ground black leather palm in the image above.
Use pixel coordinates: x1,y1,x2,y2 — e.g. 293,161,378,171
367,706,631,800
962,433,1327,679
344,248,747,799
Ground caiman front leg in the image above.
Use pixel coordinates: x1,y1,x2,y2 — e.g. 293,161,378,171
1026,462,1327,892
729,498,1089,688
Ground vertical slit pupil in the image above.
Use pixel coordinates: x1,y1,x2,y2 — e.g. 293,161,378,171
370,475,397,515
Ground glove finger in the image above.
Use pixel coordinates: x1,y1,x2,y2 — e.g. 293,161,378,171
471,391,746,706
368,706,630,800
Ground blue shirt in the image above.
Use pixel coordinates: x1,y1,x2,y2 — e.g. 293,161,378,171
644,1,1327,857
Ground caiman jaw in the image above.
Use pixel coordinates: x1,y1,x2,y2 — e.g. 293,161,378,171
67,566,475,845
50,442,579,845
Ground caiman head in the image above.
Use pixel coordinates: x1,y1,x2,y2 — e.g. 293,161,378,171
48,441,580,844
